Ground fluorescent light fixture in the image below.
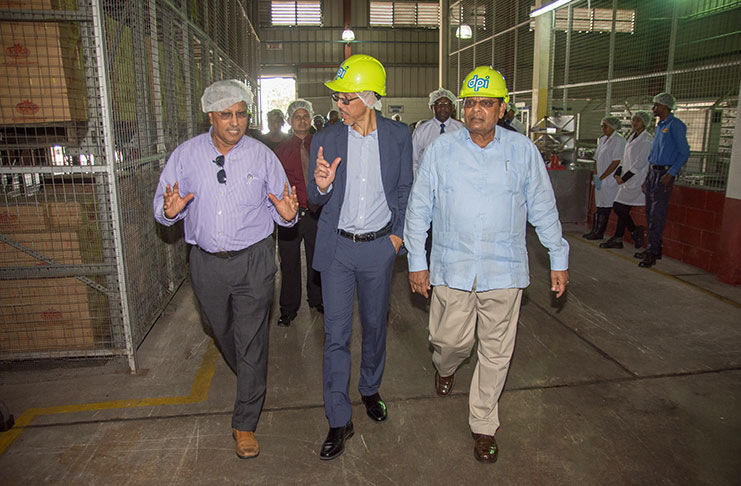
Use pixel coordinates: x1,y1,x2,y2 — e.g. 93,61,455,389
341,29,355,42
530,0,575,18
455,24,472,39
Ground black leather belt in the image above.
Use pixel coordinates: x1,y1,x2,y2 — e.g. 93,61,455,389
651,165,671,170
338,222,392,243
298,207,309,218
198,245,249,259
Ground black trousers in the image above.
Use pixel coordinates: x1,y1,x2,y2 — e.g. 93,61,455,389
189,237,276,431
277,209,322,316
612,201,637,238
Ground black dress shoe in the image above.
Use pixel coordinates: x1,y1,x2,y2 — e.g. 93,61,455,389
311,303,324,314
277,313,296,327
319,421,354,460
361,393,387,422
634,250,661,260
599,237,623,249
638,253,658,268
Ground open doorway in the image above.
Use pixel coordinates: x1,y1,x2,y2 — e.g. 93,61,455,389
258,76,296,134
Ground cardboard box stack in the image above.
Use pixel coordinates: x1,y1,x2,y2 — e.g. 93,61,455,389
0,183,107,353
0,0,88,125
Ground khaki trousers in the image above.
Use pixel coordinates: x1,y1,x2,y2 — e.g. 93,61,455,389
429,286,523,436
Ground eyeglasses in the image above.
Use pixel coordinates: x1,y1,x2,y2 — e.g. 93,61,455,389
433,101,453,107
331,92,360,105
463,98,499,109
213,155,226,184
215,110,248,121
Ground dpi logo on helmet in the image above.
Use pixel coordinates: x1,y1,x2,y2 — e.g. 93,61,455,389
467,74,490,92
336,66,347,79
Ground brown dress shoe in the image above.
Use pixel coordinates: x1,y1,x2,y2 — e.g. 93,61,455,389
232,428,259,459
435,371,455,396
472,433,498,463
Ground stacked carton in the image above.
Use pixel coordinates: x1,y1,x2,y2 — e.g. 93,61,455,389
0,185,107,353
0,0,87,125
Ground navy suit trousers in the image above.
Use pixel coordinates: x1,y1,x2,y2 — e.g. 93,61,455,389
321,234,397,427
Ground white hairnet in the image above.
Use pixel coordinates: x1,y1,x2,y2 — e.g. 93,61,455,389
601,116,621,130
286,99,314,120
632,110,651,127
201,79,253,113
652,92,676,110
507,102,518,115
428,88,456,107
359,90,383,111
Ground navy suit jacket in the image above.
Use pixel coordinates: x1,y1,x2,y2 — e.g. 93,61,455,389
307,112,413,272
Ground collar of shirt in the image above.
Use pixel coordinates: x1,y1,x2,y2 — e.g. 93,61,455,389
657,113,675,128
207,126,247,155
347,124,378,141
288,133,312,147
463,125,502,150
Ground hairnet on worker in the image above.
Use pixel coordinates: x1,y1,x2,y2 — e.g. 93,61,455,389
428,88,456,107
200,80,253,113
632,110,651,127
286,99,314,119
652,92,676,110
601,116,621,131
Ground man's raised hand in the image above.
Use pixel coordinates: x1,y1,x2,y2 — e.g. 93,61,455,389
314,146,341,193
268,182,299,222
163,181,194,219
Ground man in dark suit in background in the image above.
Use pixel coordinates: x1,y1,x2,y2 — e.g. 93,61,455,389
307,54,413,460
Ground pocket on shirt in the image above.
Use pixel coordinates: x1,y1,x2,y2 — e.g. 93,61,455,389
235,173,265,207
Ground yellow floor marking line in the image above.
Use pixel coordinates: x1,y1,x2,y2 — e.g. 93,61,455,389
0,342,220,456
567,232,741,309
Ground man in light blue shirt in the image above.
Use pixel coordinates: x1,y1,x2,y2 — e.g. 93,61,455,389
404,66,569,464
636,92,690,268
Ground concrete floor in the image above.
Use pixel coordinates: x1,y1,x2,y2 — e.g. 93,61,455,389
1,223,740,485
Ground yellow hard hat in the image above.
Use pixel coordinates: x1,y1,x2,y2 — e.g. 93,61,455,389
325,55,387,97
459,66,509,104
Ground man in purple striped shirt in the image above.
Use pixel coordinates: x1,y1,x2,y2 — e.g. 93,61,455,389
153,80,298,460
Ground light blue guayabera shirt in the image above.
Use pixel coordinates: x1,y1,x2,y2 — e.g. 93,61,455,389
404,127,569,291
338,126,392,233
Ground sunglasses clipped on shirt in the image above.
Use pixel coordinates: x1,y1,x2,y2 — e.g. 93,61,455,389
330,92,360,105
213,155,226,184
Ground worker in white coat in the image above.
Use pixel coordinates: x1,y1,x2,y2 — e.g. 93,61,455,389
412,88,464,178
582,116,626,240
600,111,653,249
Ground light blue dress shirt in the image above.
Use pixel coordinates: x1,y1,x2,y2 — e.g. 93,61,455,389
338,126,392,233
404,127,569,291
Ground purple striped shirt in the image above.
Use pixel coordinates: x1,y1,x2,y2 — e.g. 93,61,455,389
153,130,295,252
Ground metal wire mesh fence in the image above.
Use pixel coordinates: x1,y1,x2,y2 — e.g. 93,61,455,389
0,0,259,371
447,0,740,191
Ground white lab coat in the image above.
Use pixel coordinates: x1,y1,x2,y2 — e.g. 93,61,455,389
412,116,464,177
614,130,653,206
593,132,626,208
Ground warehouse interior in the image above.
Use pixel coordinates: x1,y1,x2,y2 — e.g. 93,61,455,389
1,0,740,484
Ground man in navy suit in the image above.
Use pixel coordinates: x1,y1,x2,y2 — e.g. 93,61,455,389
307,55,413,460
